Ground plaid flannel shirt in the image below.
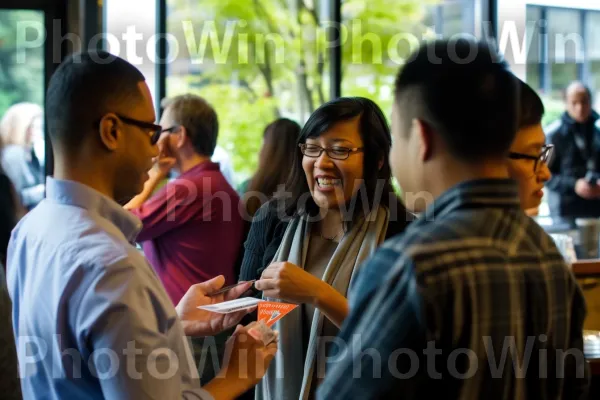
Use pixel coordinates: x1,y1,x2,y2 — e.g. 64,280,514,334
317,179,589,400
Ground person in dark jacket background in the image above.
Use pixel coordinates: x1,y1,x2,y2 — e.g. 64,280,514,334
0,148,23,399
0,140,24,267
546,81,600,218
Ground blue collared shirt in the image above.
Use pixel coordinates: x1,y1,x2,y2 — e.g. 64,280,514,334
317,179,588,400
7,177,212,400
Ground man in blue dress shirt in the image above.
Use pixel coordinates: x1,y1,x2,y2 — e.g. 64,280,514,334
6,51,276,400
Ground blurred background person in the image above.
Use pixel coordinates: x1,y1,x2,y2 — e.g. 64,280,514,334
154,98,236,190
0,102,45,210
243,97,412,400
125,94,243,304
238,118,301,217
546,81,600,218
0,159,22,400
0,168,23,268
508,80,553,215
0,246,21,400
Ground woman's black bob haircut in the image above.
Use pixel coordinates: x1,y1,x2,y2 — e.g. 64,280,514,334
278,96,407,225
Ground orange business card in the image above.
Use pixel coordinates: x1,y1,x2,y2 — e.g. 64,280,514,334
258,301,298,327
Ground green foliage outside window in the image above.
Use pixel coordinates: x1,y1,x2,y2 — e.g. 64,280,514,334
0,10,44,120
166,0,436,182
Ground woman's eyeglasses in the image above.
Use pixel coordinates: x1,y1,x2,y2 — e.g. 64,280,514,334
508,144,555,175
299,143,364,160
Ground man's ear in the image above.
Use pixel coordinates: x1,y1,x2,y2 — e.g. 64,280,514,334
175,126,187,149
98,114,120,151
414,119,433,162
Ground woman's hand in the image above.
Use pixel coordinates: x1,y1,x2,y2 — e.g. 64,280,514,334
256,262,350,327
255,262,323,304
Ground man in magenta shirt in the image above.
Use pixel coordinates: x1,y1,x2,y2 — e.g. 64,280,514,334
125,94,244,305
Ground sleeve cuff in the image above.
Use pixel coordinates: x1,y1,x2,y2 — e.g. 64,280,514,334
184,388,215,400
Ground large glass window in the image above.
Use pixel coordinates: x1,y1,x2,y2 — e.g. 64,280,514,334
0,9,44,118
104,0,158,107
0,9,46,210
585,11,600,108
166,0,332,183
525,5,542,93
547,8,582,96
341,0,476,117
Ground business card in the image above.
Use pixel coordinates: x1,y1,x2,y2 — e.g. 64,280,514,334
258,301,298,327
197,297,263,314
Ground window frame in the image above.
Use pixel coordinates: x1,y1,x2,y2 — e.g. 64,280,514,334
1,0,69,178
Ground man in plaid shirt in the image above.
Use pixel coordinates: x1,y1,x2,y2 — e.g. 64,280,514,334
317,40,589,399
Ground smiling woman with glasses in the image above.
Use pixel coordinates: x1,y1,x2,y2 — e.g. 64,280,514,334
507,80,552,213
240,97,414,400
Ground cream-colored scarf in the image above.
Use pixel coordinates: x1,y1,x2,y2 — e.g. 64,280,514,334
256,207,390,400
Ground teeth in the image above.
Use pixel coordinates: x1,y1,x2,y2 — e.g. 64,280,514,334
317,178,341,187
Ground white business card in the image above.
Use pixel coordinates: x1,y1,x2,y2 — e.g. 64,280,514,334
198,297,263,314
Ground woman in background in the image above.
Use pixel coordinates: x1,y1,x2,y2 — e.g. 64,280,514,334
0,169,20,267
239,118,301,217
0,102,45,210
0,138,23,399
0,135,24,267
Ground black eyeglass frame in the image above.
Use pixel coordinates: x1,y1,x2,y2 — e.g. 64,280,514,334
299,143,364,160
508,144,555,175
96,114,180,145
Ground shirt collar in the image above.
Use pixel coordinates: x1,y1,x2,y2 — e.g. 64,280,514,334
423,178,521,221
46,177,142,243
179,160,220,178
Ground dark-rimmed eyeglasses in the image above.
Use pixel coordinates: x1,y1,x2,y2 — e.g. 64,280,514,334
508,144,554,175
116,115,183,145
299,143,364,160
97,114,180,145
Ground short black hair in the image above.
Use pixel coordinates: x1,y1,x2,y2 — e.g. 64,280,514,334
162,94,219,157
394,39,519,162
282,97,406,223
46,51,146,151
517,79,544,129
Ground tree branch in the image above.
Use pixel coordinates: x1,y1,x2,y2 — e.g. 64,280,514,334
301,0,320,26
257,52,281,117
316,52,326,105
238,79,259,102
252,0,294,40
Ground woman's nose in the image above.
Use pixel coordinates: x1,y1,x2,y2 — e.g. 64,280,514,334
314,150,334,168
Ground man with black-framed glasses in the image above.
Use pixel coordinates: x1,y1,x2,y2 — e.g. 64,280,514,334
6,51,276,400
